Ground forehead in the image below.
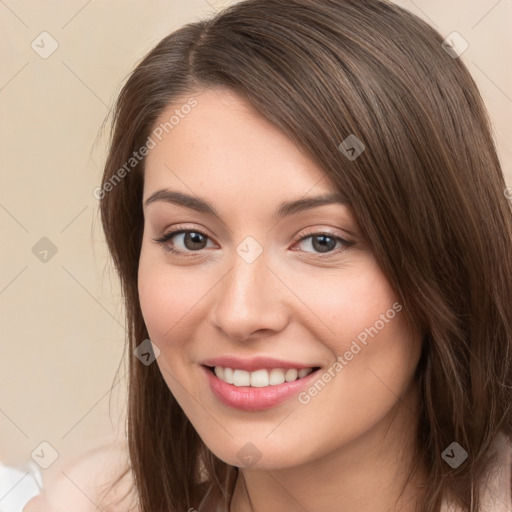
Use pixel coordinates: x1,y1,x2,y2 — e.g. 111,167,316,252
143,88,334,201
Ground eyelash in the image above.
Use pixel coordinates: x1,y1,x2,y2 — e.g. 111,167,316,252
153,224,355,259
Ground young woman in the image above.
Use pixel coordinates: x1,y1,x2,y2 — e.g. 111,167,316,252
27,1,512,511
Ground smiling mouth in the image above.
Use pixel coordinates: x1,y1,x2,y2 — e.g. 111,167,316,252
203,365,321,388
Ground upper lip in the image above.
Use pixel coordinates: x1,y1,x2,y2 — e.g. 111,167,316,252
201,356,320,372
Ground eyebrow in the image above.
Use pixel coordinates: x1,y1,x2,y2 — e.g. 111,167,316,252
143,189,348,219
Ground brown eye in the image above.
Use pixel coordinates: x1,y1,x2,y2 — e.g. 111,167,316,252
153,229,215,254
294,232,354,256
310,235,338,253
181,231,208,250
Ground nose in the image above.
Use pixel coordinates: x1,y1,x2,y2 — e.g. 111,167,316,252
210,251,290,341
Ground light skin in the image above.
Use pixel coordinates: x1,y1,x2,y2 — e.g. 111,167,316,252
138,87,428,512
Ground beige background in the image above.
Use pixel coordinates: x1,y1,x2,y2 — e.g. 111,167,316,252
1,0,511,491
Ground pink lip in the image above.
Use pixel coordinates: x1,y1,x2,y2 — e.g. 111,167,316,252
201,365,321,411
201,355,317,372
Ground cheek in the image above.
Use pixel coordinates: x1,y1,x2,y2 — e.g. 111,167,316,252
292,259,399,351
138,260,172,342
137,247,202,346
290,257,420,398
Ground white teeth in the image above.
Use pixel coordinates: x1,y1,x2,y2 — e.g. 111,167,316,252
250,369,269,387
233,369,251,387
298,368,311,378
212,366,314,387
269,368,285,385
223,367,234,384
285,369,298,382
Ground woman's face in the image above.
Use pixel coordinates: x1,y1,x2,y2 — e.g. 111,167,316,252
138,87,422,469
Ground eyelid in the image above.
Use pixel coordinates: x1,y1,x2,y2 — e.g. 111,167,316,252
293,226,351,243
152,223,354,257
153,224,212,242
152,224,216,253
290,227,354,255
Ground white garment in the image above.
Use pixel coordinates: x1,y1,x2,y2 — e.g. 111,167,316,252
0,461,42,512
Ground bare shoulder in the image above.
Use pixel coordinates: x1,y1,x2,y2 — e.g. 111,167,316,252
23,440,138,512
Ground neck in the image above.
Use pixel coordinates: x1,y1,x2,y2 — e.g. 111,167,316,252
230,382,428,512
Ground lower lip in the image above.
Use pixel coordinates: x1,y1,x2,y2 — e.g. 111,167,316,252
202,365,320,411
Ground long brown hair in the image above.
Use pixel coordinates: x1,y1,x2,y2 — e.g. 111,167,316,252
98,1,512,510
